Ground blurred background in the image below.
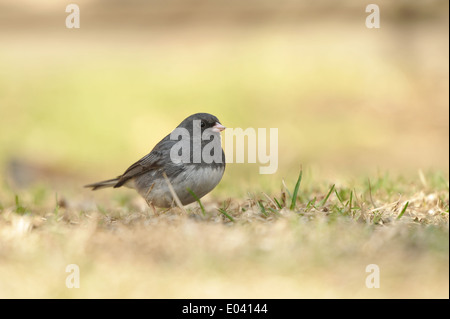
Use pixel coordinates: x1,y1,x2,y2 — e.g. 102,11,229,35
0,0,448,200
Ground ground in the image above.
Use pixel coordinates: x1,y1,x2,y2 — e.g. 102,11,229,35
0,170,448,298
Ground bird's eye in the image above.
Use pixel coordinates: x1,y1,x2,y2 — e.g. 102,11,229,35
200,121,206,128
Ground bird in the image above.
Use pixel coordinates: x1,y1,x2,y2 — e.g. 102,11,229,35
85,113,226,208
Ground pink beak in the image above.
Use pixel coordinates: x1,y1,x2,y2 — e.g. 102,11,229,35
212,122,226,132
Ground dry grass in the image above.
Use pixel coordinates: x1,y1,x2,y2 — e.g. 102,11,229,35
0,171,448,298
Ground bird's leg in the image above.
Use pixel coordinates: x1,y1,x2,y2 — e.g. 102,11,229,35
145,183,155,197
148,202,158,216
144,183,158,215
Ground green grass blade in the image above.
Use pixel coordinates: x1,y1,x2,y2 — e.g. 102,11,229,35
268,207,281,216
367,178,376,208
373,212,383,224
282,179,292,198
306,197,316,210
396,201,409,220
290,168,303,210
258,200,268,216
14,194,27,215
218,208,234,222
334,189,344,205
273,197,282,209
348,190,353,214
320,184,335,207
186,187,205,216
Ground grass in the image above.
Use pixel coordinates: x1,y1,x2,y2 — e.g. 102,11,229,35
189,194,206,216
0,169,448,298
396,201,409,220
289,168,302,210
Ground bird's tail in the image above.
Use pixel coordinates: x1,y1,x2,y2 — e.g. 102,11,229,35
84,177,120,190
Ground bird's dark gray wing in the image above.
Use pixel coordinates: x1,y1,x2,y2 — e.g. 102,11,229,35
114,134,174,187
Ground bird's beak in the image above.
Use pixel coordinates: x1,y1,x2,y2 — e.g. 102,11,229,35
212,122,226,133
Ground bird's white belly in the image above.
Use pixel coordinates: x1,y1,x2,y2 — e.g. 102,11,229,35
134,165,224,207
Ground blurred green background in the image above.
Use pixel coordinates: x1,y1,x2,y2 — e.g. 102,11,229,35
0,0,448,199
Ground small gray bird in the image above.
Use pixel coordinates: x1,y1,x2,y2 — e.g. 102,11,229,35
85,113,226,208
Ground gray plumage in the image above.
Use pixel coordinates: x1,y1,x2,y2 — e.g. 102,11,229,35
85,113,226,208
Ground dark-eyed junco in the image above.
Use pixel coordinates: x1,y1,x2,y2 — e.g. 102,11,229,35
85,113,226,208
